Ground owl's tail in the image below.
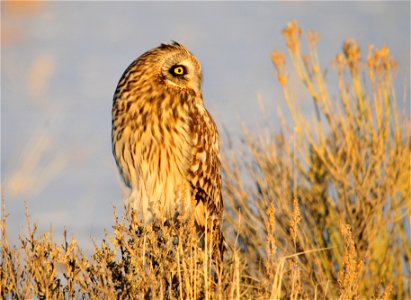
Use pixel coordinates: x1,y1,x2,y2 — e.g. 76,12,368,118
195,215,226,264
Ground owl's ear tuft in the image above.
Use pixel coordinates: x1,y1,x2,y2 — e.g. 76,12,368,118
171,40,182,46
160,41,183,50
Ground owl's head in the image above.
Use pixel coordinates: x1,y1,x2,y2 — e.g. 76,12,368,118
134,42,203,96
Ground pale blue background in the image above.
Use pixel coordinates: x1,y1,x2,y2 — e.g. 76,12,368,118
2,1,410,249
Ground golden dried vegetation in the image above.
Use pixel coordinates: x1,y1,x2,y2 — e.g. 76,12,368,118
1,21,410,299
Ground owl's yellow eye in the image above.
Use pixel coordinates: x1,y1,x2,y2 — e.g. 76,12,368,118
174,67,184,74
171,65,186,76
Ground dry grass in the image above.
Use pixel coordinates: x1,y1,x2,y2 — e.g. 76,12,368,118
1,21,410,299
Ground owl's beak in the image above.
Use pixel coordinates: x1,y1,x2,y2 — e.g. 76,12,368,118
186,73,202,96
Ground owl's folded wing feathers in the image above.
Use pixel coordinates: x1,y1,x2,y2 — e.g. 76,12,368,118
188,105,225,257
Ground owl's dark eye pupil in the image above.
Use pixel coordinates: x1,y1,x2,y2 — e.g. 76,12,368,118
171,65,186,76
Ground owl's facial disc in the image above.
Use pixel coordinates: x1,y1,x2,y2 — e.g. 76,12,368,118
162,56,202,94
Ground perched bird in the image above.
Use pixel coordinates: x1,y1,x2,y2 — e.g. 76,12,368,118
112,42,224,257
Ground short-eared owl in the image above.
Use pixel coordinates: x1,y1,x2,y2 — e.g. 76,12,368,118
112,42,224,255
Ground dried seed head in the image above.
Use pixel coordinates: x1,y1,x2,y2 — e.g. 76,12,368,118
271,49,288,86
343,38,362,75
282,20,303,55
307,30,320,49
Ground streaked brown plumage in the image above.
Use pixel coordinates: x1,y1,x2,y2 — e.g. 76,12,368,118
112,42,224,257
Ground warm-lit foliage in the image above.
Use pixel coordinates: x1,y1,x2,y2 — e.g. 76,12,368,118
1,21,409,299
224,20,410,299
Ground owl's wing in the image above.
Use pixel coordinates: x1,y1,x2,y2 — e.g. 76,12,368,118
188,105,223,223
188,104,224,257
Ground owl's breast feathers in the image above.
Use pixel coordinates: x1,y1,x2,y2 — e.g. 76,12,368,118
113,89,222,209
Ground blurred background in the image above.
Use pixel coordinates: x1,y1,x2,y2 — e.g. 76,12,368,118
2,1,410,251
